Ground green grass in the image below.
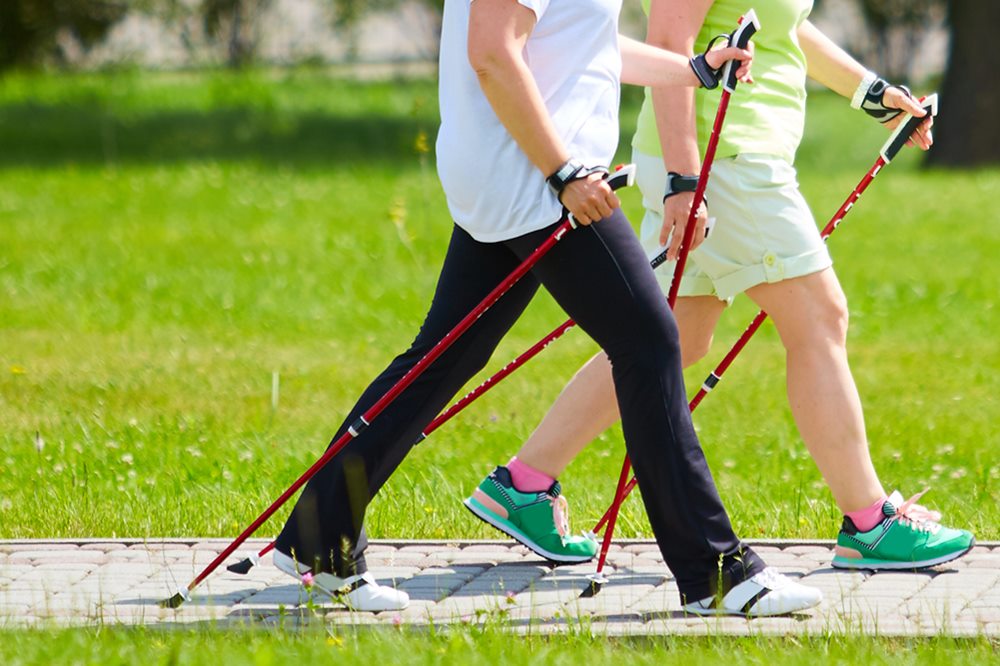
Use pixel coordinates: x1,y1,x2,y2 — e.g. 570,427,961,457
0,68,997,545
0,627,996,665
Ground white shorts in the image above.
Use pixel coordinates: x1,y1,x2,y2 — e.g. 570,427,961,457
634,149,833,301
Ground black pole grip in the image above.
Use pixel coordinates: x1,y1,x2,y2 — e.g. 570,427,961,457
880,93,939,163
722,9,761,93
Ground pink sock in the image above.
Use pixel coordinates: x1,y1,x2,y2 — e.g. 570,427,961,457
845,495,889,532
506,457,556,493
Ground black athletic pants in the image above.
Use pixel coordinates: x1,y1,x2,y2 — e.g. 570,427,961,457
275,210,765,601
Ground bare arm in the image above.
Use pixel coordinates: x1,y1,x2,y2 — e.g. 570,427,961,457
798,19,870,97
619,34,750,89
468,0,617,225
647,0,714,254
798,20,932,149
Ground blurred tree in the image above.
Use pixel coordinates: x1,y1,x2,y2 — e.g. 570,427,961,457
856,0,946,82
928,1,1000,166
200,0,271,68
0,0,126,70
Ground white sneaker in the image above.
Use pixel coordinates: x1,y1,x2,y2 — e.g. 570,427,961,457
273,549,409,612
682,567,822,617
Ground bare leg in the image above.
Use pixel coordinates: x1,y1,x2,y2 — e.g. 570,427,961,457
516,296,726,477
746,268,885,513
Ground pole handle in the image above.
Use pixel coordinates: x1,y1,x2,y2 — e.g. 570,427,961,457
880,93,938,163
722,9,761,93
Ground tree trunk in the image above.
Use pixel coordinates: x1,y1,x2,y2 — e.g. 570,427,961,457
927,1,1000,166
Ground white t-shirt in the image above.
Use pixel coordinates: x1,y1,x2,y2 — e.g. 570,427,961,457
435,0,622,242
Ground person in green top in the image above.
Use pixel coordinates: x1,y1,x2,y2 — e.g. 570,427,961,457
465,0,975,572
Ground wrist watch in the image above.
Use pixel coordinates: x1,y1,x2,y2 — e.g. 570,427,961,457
546,159,585,197
663,171,699,202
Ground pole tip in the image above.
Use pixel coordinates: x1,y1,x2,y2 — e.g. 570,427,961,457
226,557,256,575
579,580,603,598
159,585,192,609
159,593,186,609
579,572,608,598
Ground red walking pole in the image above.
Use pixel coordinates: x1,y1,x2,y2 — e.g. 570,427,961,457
585,11,760,593
197,166,638,588
589,94,940,538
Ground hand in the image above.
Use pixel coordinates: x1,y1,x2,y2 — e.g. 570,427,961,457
560,173,621,226
705,43,755,85
882,88,933,150
660,192,708,261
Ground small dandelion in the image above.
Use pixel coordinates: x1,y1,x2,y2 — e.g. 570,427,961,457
325,635,343,647
414,130,430,155
423,506,434,514
10,365,25,375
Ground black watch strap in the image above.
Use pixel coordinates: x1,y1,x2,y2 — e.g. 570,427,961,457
546,159,585,197
664,172,699,202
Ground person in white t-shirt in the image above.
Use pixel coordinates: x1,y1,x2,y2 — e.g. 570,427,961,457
269,0,821,616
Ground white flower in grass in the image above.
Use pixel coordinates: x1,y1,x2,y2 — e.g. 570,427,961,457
121,454,134,465
0,498,11,511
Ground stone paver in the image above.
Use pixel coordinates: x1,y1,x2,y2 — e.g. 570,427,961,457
0,539,996,636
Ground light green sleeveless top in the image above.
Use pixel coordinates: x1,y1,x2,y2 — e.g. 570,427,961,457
632,0,813,163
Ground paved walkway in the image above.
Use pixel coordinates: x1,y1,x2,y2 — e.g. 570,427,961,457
1,539,998,636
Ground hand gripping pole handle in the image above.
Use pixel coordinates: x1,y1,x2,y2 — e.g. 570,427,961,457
880,93,938,163
722,8,760,93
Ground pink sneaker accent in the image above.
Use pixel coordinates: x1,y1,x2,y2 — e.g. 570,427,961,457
472,488,508,519
846,495,889,532
506,457,555,493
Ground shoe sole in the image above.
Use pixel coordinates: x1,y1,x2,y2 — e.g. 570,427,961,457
463,497,595,564
273,550,409,611
831,540,975,571
681,596,821,618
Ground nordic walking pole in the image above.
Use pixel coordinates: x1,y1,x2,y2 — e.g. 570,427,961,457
186,166,638,589
585,10,760,594
590,93,941,535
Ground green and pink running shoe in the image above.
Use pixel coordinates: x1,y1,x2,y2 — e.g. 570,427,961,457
832,490,974,570
464,466,598,564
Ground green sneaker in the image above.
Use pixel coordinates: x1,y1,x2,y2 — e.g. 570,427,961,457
832,490,974,570
464,466,598,564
